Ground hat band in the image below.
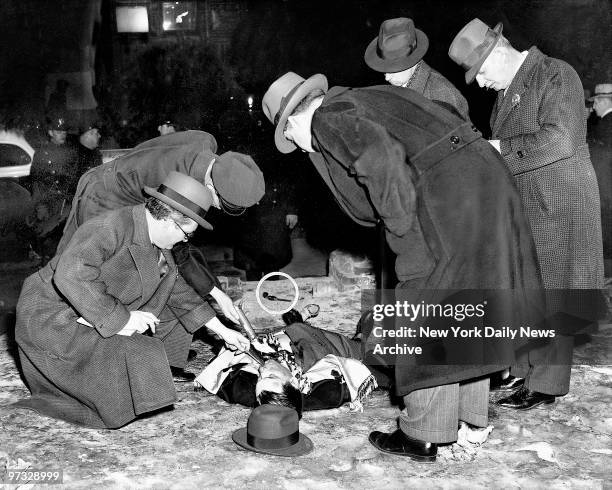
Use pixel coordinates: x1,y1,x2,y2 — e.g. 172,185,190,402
247,430,299,450
595,92,612,96
157,184,208,220
274,81,304,126
461,28,499,71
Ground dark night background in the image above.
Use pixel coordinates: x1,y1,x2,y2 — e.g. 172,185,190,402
0,0,610,254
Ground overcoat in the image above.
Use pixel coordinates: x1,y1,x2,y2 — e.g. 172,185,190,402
407,61,470,121
309,85,543,394
56,130,221,308
58,130,217,251
14,205,211,428
491,47,604,290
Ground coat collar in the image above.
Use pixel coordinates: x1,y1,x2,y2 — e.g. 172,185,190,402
405,61,430,94
492,46,543,133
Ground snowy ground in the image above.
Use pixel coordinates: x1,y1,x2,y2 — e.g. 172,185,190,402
0,277,610,489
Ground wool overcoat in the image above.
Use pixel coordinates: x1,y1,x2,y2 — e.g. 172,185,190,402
491,47,604,291
406,61,470,121
14,205,211,428
309,85,544,394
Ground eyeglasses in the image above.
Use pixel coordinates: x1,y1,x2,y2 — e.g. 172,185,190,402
171,219,195,241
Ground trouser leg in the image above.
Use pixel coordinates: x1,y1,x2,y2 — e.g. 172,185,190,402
399,377,488,444
524,334,573,395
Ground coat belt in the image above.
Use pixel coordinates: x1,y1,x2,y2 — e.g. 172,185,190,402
410,122,482,173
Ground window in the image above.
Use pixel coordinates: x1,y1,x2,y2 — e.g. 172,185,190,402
162,2,196,31
115,6,149,33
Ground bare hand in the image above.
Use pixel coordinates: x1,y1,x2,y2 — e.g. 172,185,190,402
219,327,250,352
117,311,160,336
285,214,298,229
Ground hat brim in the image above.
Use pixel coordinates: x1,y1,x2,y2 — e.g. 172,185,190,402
232,428,314,457
465,23,503,84
143,186,213,231
364,29,429,73
274,74,328,154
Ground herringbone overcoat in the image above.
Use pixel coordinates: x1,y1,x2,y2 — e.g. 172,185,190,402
491,47,604,291
407,61,470,120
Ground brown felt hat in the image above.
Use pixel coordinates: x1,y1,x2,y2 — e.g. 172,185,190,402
448,18,503,84
144,171,214,230
364,18,429,73
262,72,328,153
232,404,313,457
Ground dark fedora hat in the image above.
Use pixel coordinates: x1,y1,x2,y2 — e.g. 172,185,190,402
262,72,328,153
364,18,429,73
232,404,313,457
448,18,503,84
144,171,214,230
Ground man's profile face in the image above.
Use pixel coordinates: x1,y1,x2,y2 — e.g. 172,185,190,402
152,216,198,249
204,161,222,209
255,359,294,397
384,67,414,87
284,113,313,152
475,50,512,91
593,97,612,118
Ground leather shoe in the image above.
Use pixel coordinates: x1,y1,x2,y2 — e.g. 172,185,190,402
171,367,196,383
490,374,524,392
369,429,437,462
496,386,555,410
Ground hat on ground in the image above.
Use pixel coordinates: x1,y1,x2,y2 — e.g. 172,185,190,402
262,72,328,153
211,151,265,211
144,171,214,230
588,83,612,101
364,18,429,73
232,404,313,457
448,18,503,84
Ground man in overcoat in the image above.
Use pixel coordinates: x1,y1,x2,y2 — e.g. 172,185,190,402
56,130,265,338
364,17,469,121
14,172,250,429
588,83,612,276
449,19,605,409
262,72,543,461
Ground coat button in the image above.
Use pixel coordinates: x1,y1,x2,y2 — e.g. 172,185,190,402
472,125,479,132
517,150,524,158
450,135,461,145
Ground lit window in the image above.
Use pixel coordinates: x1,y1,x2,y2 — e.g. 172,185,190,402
162,1,196,31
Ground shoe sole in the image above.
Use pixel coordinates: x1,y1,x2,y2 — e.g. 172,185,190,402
369,437,437,462
496,398,555,411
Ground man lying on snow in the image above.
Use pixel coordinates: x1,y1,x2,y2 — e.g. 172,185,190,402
195,312,389,416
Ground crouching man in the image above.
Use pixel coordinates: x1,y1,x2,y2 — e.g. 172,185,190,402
13,172,249,429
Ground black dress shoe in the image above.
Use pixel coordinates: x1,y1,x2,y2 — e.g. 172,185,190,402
369,429,437,462
496,386,555,410
170,367,196,383
490,374,524,392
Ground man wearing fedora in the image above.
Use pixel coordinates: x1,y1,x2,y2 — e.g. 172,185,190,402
588,84,612,276
449,19,605,410
261,72,543,461
13,172,250,428
365,17,469,121
56,130,265,363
